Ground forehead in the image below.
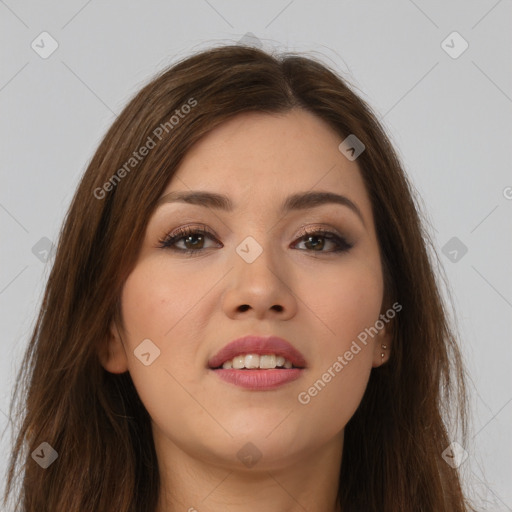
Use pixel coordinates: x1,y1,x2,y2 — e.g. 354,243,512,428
165,109,371,217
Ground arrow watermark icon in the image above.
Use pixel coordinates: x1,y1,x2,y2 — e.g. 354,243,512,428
134,339,161,366
338,134,365,161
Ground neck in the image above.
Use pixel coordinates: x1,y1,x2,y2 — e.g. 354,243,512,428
153,427,344,512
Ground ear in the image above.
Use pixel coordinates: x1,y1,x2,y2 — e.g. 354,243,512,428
98,319,129,374
371,318,393,368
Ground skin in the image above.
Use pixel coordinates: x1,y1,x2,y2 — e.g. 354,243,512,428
100,109,392,512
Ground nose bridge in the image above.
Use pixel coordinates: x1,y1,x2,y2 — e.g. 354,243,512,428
230,200,280,265
233,230,283,287
222,226,297,319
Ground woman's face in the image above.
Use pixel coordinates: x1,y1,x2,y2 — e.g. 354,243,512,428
102,109,391,470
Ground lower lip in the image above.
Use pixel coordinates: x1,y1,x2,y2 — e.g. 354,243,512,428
212,368,304,390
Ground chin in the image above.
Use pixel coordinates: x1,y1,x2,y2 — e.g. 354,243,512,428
220,406,296,436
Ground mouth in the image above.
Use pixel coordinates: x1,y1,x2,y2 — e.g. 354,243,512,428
208,335,307,390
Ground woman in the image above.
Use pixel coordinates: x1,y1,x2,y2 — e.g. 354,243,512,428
3,44,475,511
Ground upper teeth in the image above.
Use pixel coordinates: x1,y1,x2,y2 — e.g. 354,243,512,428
222,354,293,369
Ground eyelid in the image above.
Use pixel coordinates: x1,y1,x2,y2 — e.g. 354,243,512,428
160,223,215,237
294,223,345,240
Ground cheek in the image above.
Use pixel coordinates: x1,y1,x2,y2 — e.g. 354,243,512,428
119,258,210,345
118,262,219,447
117,259,202,392
298,253,384,349
292,257,383,435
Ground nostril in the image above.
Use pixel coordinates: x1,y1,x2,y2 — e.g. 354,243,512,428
238,305,250,312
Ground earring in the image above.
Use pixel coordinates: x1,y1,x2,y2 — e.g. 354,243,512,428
381,344,387,358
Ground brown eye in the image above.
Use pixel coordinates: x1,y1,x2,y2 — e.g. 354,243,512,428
293,228,353,253
158,226,221,254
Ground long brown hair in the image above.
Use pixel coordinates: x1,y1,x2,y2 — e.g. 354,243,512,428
3,44,474,511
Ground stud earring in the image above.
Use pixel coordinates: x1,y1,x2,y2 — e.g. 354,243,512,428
381,344,387,358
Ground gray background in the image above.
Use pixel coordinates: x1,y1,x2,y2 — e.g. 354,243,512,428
1,1,511,509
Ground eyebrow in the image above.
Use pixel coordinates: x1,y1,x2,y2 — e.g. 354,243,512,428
156,190,366,227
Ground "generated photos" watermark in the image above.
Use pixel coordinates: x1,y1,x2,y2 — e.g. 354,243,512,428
94,97,198,199
298,302,401,405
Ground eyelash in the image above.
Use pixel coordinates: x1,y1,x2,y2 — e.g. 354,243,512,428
157,225,353,256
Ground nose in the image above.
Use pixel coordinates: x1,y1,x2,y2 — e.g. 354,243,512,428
221,239,298,321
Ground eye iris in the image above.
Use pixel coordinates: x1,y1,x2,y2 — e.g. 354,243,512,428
184,234,203,249
305,235,324,251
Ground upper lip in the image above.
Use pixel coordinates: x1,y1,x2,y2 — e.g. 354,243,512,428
208,335,307,369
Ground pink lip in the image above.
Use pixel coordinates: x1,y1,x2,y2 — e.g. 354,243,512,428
208,335,307,391
208,335,307,369
213,368,304,390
